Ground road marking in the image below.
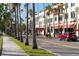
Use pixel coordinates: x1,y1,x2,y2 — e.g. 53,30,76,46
46,41,79,49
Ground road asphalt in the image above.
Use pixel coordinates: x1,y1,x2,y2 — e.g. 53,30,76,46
2,35,79,56
28,37,79,56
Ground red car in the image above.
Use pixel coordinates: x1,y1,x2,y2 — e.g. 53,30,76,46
59,32,77,41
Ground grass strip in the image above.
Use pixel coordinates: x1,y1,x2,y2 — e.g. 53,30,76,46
0,36,3,49
8,36,56,56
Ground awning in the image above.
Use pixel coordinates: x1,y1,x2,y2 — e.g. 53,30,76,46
52,23,76,29
36,28,45,32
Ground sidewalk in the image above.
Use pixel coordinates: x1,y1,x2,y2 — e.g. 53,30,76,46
2,36,28,56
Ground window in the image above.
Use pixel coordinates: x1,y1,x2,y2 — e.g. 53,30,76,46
50,18,52,23
48,18,52,23
38,15,43,19
51,28,53,32
71,3,75,7
36,17,39,21
59,16,62,21
65,13,68,19
60,9,63,14
54,17,57,21
71,11,75,18
65,3,68,9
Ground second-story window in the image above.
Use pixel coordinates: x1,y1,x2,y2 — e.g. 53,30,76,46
65,3,68,9
71,11,75,18
54,17,57,21
71,3,75,7
50,18,52,23
65,13,68,19
59,16,62,22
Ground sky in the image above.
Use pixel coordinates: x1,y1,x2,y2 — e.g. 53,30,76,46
20,3,52,23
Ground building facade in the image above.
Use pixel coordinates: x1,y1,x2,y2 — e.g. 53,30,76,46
29,3,79,37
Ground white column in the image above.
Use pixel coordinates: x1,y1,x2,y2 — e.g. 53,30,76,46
68,3,71,25
52,17,55,36
62,16,65,34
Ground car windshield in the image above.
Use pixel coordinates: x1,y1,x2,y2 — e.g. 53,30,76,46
68,32,75,35
64,32,75,35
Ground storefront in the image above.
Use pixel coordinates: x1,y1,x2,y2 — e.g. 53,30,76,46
36,28,45,35
52,21,76,37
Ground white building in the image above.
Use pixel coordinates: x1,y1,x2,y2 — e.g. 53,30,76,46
29,3,79,37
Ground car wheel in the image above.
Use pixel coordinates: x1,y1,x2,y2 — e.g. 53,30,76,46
67,39,71,42
73,39,77,42
60,38,63,41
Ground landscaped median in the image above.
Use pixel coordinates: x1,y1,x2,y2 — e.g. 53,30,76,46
8,36,56,56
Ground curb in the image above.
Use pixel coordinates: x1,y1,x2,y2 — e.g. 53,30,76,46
38,46,58,56
29,42,58,56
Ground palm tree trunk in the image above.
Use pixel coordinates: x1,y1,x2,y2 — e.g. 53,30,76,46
49,12,51,37
19,4,23,42
25,3,29,45
43,4,46,35
15,8,17,38
53,14,55,37
10,19,12,36
17,5,20,40
58,9,60,35
32,3,38,49
66,9,68,32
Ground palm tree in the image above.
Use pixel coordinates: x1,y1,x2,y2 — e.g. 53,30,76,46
28,9,33,35
43,4,46,36
65,3,68,32
12,3,19,40
57,3,64,35
29,9,33,17
19,4,23,42
4,12,13,35
0,4,6,32
12,4,17,38
45,5,52,37
2,4,13,35
53,8,57,37
51,3,60,37
32,3,38,49
12,3,17,38
24,3,29,45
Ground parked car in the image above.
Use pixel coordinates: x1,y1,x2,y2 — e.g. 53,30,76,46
58,32,77,41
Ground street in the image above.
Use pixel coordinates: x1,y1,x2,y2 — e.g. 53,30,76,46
26,36,79,56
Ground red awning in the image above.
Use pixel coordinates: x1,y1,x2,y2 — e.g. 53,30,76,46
36,28,45,32
52,23,76,29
